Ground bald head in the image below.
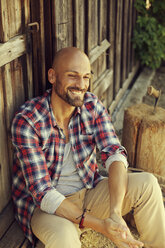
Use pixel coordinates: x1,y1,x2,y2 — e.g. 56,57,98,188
49,47,91,107
52,47,90,71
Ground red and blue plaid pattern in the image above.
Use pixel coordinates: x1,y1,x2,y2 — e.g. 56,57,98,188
11,89,127,245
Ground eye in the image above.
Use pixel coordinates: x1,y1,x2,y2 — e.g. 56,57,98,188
68,74,77,79
84,76,90,80
68,74,75,77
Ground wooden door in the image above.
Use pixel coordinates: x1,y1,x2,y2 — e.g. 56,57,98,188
0,0,32,212
0,0,47,212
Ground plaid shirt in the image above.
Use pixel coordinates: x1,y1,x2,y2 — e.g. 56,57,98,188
11,89,127,245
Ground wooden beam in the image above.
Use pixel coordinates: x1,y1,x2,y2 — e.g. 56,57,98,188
93,69,113,102
0,34,26,67
89,39,110,64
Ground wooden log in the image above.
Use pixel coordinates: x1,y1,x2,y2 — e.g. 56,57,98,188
122,103,165,177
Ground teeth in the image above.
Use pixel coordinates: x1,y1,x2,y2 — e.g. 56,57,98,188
70,90,82,95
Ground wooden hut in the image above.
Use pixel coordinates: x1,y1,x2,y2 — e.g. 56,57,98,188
0,0,138,246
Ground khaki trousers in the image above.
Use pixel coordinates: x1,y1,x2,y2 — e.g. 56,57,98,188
31,172,165,248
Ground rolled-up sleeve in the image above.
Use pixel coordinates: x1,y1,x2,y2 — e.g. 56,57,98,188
94,99,128,168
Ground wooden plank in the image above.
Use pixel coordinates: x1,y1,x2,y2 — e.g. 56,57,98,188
109,62,139,114
73,0,85,51
30,0,46,96
89,39,110,65
93,69,111,91
53,0,73,51
127,0,133,74
0,0,9,42
44,0,53,84
2,63,15,171
24,0,33,99
87,0,98,53
114,0,123,95
0,221,25,248
98,0,109,93
108,0,116,106
97,52,106,79
121,0,129,83
12,57,26,109
0,0,23,42
93,70,113,101
109,0,116,70
99,0,107,41
0,202,14,239
0,68,11,212
131,3,137,68
106,80,114,108
0,35,26,67
39,0,46,93
90,60,98,92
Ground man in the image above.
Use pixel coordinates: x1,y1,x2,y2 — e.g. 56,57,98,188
12,47,165,248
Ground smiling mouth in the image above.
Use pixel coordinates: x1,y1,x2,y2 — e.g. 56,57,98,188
70,90,83,95
68,88,85,96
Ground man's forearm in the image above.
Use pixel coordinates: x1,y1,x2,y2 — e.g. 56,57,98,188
55,198,104,233
108,161,128,216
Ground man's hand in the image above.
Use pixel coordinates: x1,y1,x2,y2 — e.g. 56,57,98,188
101,213,144,248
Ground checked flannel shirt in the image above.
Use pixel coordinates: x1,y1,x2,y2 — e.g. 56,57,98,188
11,89,127,245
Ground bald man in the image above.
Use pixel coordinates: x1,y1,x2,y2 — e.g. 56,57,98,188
12,47,165,248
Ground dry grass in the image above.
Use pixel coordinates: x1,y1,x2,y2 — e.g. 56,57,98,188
81,224,140,248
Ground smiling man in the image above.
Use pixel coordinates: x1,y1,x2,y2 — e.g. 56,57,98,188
11,47,165,248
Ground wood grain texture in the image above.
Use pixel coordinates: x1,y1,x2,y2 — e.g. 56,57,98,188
0,0,30,42
0,35,26,67
30,0,46,95
0,68,11,212
73,0,85,51
122,103,165,177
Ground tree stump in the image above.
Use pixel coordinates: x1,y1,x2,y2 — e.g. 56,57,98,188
122,103,165,177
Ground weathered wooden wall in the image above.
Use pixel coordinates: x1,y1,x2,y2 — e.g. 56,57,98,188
0,0,32,212
44,0,139,112
0,0,138,215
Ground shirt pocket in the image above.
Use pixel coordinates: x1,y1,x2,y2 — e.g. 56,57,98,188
79,133,95,157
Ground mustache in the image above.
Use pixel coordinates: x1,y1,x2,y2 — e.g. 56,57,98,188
67,87,87,92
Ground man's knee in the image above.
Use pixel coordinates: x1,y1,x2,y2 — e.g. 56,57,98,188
141,172,159,189
137,172,162,202
142,171,157,183
45,221,81,248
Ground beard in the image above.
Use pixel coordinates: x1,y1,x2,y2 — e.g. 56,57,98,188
54,78,86,107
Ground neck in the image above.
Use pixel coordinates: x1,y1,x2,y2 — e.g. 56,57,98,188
51,89,75,127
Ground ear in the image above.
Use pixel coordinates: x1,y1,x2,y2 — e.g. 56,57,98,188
48,68,56,84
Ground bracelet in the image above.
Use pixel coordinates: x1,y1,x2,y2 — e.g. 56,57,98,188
76,208,90,229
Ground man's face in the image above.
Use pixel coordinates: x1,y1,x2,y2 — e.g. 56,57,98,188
54,75,87,107
53,51,91,107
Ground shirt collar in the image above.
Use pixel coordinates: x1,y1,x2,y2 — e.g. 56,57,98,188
47,90,57,127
